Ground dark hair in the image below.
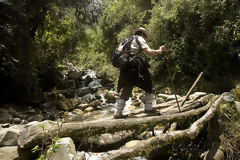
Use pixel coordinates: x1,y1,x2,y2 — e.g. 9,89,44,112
134,31,143,35
135,31,147,38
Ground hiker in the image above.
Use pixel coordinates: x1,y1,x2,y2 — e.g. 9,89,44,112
114,27,166,119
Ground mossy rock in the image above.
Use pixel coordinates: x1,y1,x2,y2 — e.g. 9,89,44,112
56,99,79,111
231,84,240,101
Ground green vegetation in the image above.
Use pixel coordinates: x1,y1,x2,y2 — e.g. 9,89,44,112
0,0,240,101
32,119,64,160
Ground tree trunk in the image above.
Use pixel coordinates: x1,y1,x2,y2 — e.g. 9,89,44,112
137,0,152,10
100,95,223,160
18,95,216,148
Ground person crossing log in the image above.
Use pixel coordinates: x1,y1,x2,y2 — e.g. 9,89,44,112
18,94,213,148
113,27,166,119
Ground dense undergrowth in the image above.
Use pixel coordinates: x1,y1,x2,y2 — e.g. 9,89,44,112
0,0,240,99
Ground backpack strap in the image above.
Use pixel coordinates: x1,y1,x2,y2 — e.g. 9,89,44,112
135,36,143,56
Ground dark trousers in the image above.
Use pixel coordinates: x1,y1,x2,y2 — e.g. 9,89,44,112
119,67,153,101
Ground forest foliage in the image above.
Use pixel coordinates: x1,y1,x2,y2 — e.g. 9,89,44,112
0,0,240,102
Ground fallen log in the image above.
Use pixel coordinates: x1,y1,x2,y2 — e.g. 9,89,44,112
161,94,210,115
18,95,215,148
128,94,210,117
100,95,223,160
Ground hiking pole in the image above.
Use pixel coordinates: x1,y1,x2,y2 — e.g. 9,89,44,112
163,55,181,112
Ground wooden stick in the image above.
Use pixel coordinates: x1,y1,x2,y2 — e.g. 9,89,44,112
180,72,203,107
163,56,181,112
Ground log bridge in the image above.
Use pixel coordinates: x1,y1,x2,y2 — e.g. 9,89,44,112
18,92,228,159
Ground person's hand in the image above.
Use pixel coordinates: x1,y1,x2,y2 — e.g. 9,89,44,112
159,45,165,54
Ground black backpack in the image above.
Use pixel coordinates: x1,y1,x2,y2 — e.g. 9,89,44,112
112,36,142,69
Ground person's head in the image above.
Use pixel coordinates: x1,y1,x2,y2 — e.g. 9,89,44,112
132,27,150,41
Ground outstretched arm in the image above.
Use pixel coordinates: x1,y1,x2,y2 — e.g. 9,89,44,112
143,45,165,56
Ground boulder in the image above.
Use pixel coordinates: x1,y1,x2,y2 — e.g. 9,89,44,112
67,70,84,80
234,101,240,112
8,107,18,117
82,94,96,103
75,87,93,97
18,120,58,148
47,137,77,160
57,79,77,90
84,107,94,113
222,92,234,102
89,100,101,108
0,146,19,160
88,79,102,90
63,113,83,122
77,104,89,110
0,125,24,146
104,92,117,103
56,99,79,111
94,91,103,100
27,114,43,122
0,108,13,123
77,151,86,160
72,109,84,115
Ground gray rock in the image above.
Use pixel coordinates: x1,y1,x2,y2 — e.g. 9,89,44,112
82,94,96,103
27,114,43,122
234,101,240,112
75,87,92,97
18,120,58,148
67,70,84,80
0,109,13,123
0,125,24,146
72,109,84,115
8,107,18,117
89,100,101,108
77,104,89,110
20,120,29,125
88,79,102,90
47,137,77,160
104,92,117,103
0,146,19,160
77,151,86,160
57,99,78,111
84,107,94,113
13,118,21,124
64,113,83,122
222,92,234,102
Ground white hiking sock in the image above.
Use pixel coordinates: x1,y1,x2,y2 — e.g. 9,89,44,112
114,99,126,116
144,93,153,111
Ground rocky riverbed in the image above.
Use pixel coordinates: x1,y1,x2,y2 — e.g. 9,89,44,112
1,64,238,160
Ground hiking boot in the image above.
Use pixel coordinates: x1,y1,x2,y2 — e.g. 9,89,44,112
144,108,161,116
113,114,128,119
